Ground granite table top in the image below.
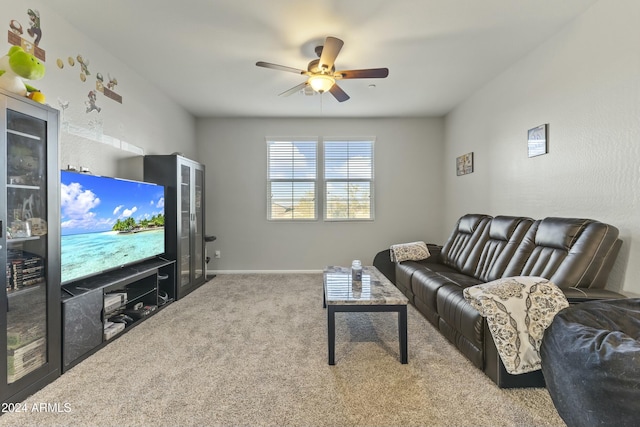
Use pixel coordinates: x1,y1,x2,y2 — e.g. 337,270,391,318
323,266,409,306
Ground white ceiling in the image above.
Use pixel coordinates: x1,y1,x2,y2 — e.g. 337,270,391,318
51,0,597,118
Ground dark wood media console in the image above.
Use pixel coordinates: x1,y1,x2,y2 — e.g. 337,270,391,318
60,258,176,372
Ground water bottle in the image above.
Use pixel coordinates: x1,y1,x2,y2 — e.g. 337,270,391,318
351,260,363,282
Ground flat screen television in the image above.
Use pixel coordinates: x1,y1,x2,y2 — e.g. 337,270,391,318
60,170,166,284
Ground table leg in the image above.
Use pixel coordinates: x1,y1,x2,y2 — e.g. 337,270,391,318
328,305,336,365
399,305,408,364
323,285,326,309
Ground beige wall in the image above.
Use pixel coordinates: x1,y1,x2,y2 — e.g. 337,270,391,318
196,117,444,271
5,1,196,180
444,0,640,295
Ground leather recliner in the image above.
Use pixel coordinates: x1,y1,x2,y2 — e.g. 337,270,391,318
374,214,624,388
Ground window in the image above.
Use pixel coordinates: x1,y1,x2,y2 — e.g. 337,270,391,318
324,139,374,220
267,139,317,220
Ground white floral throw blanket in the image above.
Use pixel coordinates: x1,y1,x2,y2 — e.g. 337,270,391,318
390,241,431,263
463,276,569,375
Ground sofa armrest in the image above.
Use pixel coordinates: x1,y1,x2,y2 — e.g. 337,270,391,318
374,243,442,284
424,244,443,262
562,287,626,304
373,249,396,283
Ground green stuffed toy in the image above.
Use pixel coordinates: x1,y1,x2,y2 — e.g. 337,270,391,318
0,46,46,103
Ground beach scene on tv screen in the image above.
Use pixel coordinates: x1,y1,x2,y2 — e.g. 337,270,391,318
60,171,165,284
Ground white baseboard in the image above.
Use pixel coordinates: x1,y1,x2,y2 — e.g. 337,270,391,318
208,269,323,275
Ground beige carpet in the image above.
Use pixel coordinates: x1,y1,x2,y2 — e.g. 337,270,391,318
0,274,566,427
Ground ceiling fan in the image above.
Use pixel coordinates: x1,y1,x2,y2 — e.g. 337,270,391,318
256,36,389,102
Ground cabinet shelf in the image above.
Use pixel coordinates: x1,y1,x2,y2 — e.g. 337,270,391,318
7,128,42,141
7,236,41,243
7,184,41,190
127,286,156,304
6,283,43,298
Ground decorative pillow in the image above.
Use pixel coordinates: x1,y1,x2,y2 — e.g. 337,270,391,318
389,241,431,263
463,276,569,375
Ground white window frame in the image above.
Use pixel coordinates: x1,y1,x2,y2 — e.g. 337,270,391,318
323,137,375,221
266,138,318,221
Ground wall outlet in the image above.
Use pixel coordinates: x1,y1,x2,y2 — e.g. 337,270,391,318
214,250,221,259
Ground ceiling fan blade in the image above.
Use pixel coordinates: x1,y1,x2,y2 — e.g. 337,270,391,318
319,36,344,70
278,81,309,97
256,61,307,75
335,68,389,79
329,83,350,102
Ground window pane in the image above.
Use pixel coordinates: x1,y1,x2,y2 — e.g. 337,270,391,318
268,141,316,179
326,181,371,219
324,141,372,180
326,182,348,219
324,140,374,220
349,182,371,219
269,158,293,179
270,182,315,220
267,140,317,220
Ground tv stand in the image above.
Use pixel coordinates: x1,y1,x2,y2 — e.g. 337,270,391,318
61,258,176,372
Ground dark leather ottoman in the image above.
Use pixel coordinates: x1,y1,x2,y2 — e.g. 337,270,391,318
541,299,640,427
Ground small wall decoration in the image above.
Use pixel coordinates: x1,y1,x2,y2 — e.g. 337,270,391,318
76,54,90,81
86,90,101,113
528,124,548,157
96,72,122,103
456,152,474,176
7,9,45,61
57,52,124,107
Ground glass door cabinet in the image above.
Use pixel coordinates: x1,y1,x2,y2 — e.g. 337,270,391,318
0,89,60,404
144,154,205,300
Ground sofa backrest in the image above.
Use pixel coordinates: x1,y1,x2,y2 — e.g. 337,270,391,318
467,216,534,282
503,217,621,289
440,214,491,272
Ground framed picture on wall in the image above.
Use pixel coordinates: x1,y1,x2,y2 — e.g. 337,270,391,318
528,124,548,157
456,152,474,176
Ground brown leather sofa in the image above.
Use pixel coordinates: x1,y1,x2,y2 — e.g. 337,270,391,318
373,214,624,388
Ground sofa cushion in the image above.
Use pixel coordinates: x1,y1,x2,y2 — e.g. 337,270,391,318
535,217,587,250
395,261,420,301
410,268,457,323
459,214,483,234
472,216,534,282
394,258,452,302
436,284,485,368
489,216,521,241
411,268,482,326
504,217,621,289
440,214,491,273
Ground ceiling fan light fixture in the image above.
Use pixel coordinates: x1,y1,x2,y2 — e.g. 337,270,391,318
257,36,388,103
309,74,335,93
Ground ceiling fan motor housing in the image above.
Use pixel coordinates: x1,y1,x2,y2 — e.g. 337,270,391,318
256,36,387,102
307,59,334,75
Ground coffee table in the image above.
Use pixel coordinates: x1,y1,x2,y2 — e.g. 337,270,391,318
323,266,409,365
